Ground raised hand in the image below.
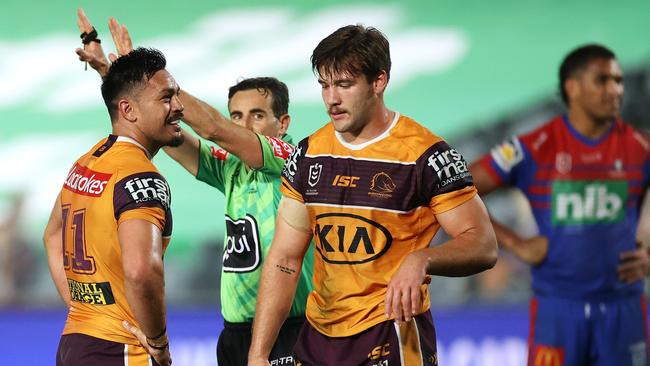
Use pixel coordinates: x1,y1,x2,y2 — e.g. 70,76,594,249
107,17,134,61
75,8,110,77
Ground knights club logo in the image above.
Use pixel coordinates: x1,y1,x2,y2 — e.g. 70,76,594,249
308,163,323,187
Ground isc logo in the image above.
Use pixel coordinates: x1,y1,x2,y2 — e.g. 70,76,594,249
368,343,390,360
332,175,360,187
552,181,627,225
314,213,392,264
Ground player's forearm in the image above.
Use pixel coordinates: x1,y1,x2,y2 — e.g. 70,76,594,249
249,254,302,360
43,233,71,307
490,219,521,251
179,90,264,168
421,225,497,277
179,90,232,143
123,259,167,339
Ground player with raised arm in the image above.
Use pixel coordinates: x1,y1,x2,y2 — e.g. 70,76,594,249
44,46,182,366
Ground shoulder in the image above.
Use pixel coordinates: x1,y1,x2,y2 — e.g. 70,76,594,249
393,115,449,159
617,120,650,154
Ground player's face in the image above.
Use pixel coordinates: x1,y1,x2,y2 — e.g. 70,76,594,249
571,58,624,122
134,70,185,148
228,89,286,138
319,70,377,135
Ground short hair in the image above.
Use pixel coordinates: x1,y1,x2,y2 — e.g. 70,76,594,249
311,24,391,83
228,77,289,119
559,44,617,105
101,47,167,121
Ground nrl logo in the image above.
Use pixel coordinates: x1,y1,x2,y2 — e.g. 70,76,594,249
308,163,323,187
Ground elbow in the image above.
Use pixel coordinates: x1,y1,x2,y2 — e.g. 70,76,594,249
123,258,164,286
478,233,498,271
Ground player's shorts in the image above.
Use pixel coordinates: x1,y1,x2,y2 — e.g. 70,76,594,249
216,316,305,366
56,333,157,366
528,295,649,366
293,311,438,366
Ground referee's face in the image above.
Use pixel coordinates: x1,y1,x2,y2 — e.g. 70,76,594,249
228,89,287,138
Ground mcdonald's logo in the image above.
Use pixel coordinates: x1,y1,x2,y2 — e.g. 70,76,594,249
533,345,564,366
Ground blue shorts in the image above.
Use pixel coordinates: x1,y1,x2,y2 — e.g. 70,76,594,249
528,295,649,366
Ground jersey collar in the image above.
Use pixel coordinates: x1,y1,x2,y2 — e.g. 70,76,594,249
115,135,152,160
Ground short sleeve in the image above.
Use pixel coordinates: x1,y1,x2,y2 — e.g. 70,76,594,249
417,140,476,214
196,139,228,192
280,138,307,202
257,135,295,176
113,171,172,237
479,136,526,187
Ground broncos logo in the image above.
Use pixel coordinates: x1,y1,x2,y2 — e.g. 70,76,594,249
370,172,396,193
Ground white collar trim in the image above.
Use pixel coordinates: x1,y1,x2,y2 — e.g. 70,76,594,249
334,112,400,151
116,136,152,160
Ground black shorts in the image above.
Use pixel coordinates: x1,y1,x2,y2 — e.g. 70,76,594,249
217,316,305,366
56,333,157,366
293,312,438,366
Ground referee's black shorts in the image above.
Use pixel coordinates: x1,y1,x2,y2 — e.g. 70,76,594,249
217,316,305,366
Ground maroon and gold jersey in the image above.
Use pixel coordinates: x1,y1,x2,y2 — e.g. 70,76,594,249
59,135,172,345
280,113,476,337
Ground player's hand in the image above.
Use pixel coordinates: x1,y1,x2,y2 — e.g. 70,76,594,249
123,321,172,366
385,251,428,323
617,243,650,284
107,17,134,60
75,8,110,77
511,235,548,265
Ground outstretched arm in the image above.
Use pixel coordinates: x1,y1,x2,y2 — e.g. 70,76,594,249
470,161,548,265
77,11,265,169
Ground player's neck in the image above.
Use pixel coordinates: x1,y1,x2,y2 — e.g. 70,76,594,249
566,109,613,140
338,106,395,145
112,124,159,158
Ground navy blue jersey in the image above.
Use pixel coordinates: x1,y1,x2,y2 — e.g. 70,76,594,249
480,115,650,301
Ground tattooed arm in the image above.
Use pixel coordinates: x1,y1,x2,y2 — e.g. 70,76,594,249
248,197,312,365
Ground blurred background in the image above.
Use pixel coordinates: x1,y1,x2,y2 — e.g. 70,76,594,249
1,0,649,364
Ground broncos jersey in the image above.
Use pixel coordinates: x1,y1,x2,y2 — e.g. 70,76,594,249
480,115,650,301
281,112,476,337
60,135,172,345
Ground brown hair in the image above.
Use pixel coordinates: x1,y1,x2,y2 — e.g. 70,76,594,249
311,24,391,83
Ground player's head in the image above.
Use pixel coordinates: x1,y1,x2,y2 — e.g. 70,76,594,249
559,44,623,121
311,24,391,134
101,47,184,149
227,77,290,138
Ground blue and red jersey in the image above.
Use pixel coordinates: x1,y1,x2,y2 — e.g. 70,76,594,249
480,115,650,301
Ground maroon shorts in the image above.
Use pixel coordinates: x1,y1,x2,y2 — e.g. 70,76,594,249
293,312,438,366
56,333,157,366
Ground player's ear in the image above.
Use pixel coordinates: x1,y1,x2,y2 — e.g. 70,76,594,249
372,70,389,95
565,78,579,102
118,99,137,122
277,114,291,137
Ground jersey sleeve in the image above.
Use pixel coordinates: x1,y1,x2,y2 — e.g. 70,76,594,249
257,135,295,176
417,140,476,214
280,138,307,203
113,171,173,237
478,136,527,187
196,139,228,192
